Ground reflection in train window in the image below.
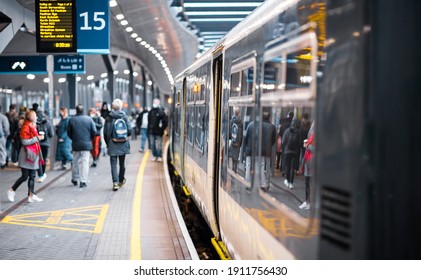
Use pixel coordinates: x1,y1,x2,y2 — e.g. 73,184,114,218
263,58,283,93
228,106,254,182
230,72,240,97
241,67,254,96
195,105,205,151
286,49,312,90
175,91,180,136
259,106,315,218
186,106,195,144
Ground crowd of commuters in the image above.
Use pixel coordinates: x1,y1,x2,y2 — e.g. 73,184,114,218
1,98,168,202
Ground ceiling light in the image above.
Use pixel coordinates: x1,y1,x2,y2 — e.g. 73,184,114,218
144,44,150,48
58,78,66,83
133,72,138,77
152,50,157,54
141,41,147,45
109,0,118,7
147,81,153,86
116,14,124,20
123,69,130,75
189,18,243,22
131,33,138,38
76,77,81,81
183,2,262,8
113,70,119,75
185,11,251,16
87,75,94,80
43,78,49,83
136,37,142,42
120,20,128,26
26,74,35,80
125,26,133,32
101,73,108,78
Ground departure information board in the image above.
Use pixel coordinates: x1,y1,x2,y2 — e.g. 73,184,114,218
35,0,76,53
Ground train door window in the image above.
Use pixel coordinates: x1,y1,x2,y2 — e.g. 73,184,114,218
263,57,283,93
285,49,312,90
186,86,195,145
195,84,206,152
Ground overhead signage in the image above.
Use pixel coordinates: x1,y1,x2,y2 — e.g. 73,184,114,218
0,56,47,74
76,0,110,54
35,0,77,53
54,55,85,73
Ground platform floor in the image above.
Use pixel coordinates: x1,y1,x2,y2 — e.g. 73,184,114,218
0,138,197,260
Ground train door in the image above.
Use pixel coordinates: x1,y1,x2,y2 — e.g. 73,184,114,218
181,78,187,178
212,53,223,235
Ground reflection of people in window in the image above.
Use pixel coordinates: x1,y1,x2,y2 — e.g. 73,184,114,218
282,118,300,189
228,107,243,173
244,111,276,190
299,121,314,210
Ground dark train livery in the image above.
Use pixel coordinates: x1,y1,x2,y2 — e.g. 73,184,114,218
169,0,420,259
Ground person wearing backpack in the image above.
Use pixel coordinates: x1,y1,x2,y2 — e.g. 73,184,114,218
281,118,300,189
148,98,167,162
228,107,243,173
103,99,132,191
36,110,54,183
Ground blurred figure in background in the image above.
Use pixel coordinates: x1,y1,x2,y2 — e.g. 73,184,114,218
36,110,54,183
5,104,19,165
0,106,10,168
89,107,103,167
148,99,167,162
136,107,149,152
55,107,73,170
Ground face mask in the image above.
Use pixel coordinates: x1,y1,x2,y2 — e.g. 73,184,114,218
152,103,158,108
90,114,95,118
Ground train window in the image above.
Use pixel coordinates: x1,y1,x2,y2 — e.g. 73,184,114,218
285,49,312,90
240,67,254,96
263,58,283,94
230,72,241,97
187,106,195,144
195,105,205,151
199,84,206,101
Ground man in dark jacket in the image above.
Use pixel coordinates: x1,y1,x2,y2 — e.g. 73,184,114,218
103,99,131,191
148,98,167,162
67,104,97,188
282,118,300,189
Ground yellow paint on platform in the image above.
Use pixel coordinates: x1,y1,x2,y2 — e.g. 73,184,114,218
1,204,109,233
130,149,149,260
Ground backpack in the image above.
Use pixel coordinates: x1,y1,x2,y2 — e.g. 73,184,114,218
112,118,128,143
37,122,48,142
287,130,299,151
231,122,238,146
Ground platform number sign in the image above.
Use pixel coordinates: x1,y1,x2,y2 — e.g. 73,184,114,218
76,0,110,54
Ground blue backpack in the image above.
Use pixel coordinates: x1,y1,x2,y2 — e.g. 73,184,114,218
112,118,128,143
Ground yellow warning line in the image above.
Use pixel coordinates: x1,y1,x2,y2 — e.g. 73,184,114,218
130,149,149,260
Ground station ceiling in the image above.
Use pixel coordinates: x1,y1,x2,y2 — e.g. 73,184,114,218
0,0,264,95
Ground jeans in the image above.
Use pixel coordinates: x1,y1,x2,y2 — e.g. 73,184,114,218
11,168,36,195
149,134,162,158
72,151,90,183
38,145,49,176
140,128,148,150
285,153,298,184
110,155,126,183
245,156,270,188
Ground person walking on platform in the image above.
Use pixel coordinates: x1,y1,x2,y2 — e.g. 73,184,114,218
136,107,149,152
55,107,72,170
89,107,103,167
104,99,131,191
5,104,19,165
36,110,54,183
67,104,97,188
0,106,10,168
7,110,44,203
148,99,167,162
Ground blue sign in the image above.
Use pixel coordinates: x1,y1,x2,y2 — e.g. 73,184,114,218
54,55,85,74
0,56,47,74
76,0,110,54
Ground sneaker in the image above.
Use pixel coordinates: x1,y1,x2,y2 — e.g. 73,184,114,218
138,149,144,153
118,178,126,187
299,201,309,209
37,173,47,183
156,157,163,162
289,183,294,189
7,190,15,202
79,182,87,188
151,157,157,162
112,183,119,191
71,179,78,186
28,194,43,203
284,179,289,187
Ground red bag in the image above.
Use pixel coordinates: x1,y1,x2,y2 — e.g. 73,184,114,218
276,135,282,153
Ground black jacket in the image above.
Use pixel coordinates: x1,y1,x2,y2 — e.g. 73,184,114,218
148,107,167,136
67,113,97,151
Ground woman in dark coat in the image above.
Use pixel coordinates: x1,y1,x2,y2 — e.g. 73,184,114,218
55,107,72,169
